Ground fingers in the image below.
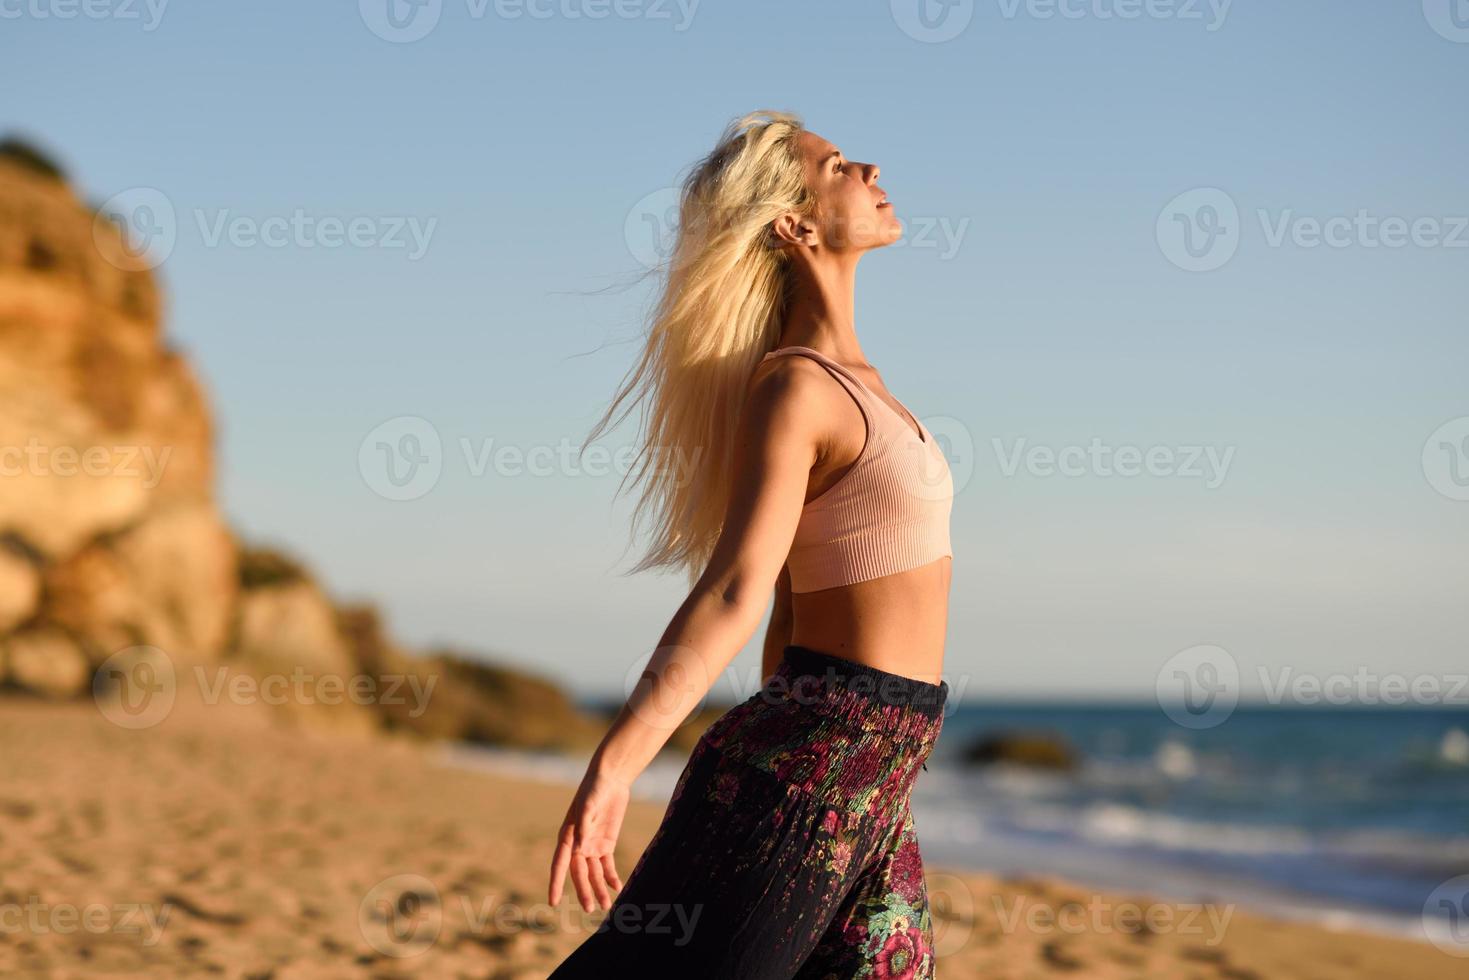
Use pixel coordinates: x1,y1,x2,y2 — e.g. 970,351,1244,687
558,849,621,911
563,849,619,912
570,852,596,913
548,824,575,906
585,853,613,909
552,791,627,912
600,853,623,892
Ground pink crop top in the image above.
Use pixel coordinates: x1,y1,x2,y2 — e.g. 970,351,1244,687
761,346,954,593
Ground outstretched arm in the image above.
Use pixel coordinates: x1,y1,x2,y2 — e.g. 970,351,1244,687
548,357,827,913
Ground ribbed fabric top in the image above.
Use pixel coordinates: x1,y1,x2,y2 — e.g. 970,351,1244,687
761,346,953,593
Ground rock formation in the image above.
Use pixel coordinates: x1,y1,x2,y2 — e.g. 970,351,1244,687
0,139,603,751
961,730,1079,772
0,142,232,691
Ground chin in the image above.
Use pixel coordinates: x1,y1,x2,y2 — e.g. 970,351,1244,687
879,213,903,243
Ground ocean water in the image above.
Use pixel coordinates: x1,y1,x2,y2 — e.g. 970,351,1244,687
441,703,1469,938
911,704,1469,935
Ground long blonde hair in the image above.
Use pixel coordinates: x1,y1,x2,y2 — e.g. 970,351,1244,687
584,109,815,587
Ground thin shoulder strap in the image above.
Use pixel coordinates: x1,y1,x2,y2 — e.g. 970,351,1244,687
761,346,871,400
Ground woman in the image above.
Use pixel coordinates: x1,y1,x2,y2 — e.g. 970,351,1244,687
548,109,955,979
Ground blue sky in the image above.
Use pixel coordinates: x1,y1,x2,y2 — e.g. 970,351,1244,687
8,1,1466,701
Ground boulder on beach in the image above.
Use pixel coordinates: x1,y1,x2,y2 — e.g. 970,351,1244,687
2,627,90,697
962,730,1078,772
0,541,40,631
404,649,606,750
336,603,606,750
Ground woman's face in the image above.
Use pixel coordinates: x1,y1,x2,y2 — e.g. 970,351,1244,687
796,130,901,253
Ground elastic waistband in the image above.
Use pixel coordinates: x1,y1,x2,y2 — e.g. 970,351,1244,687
696,644,947,810
770,645,948,722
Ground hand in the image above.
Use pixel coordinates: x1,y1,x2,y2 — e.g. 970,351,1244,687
548,768,630,912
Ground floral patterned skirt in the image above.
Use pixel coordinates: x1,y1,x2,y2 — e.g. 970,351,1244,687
549,644,949,979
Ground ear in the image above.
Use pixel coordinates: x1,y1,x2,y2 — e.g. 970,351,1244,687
769,210,819,249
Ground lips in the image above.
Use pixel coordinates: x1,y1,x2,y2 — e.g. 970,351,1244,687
876,195,891,208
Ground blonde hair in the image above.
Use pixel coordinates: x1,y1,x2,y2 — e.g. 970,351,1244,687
584,109,815,587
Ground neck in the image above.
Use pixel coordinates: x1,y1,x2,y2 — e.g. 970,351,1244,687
776,253,867,363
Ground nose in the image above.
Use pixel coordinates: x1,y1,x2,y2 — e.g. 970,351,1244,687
864,163,880,184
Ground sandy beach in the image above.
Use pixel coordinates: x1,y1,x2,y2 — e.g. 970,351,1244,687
0,696,1460,980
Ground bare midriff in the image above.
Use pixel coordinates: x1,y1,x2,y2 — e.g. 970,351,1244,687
787,554,951,687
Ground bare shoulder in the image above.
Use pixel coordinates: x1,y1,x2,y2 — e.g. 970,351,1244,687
745,353,847,437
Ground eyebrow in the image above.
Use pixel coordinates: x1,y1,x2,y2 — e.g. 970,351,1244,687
819,150,841,168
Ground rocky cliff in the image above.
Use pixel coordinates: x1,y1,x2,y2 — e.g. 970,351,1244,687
0,141,603,750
